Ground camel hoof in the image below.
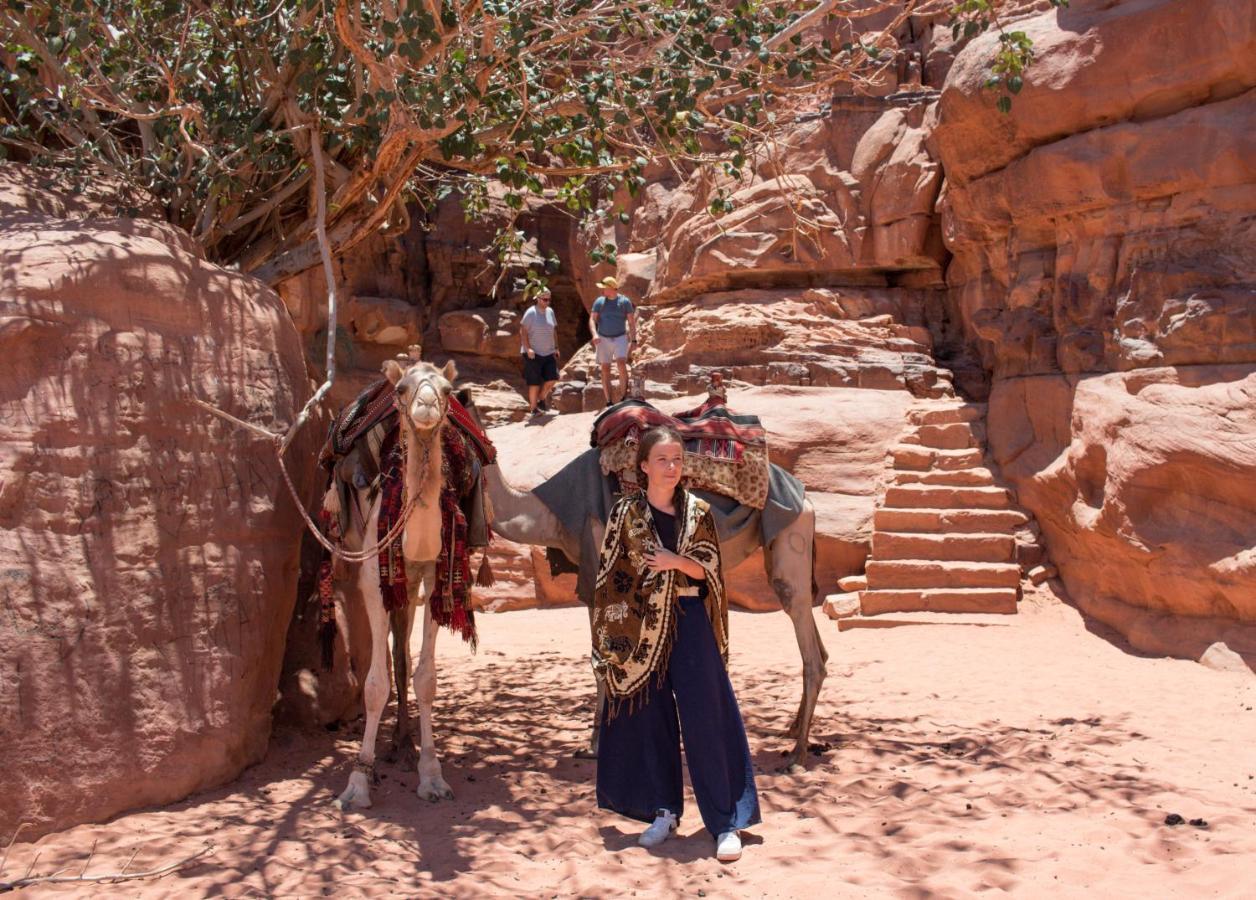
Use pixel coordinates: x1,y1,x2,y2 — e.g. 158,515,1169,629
416,776,454,802
775,752,807,775
334,772,373,811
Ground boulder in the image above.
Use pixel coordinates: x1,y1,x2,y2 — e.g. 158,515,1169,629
0,165,316,841
987,368,1256,666
343,295,422,347
627,288,954,399
438,307,522,359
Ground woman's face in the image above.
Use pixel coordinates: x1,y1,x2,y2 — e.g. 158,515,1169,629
641,439,684,492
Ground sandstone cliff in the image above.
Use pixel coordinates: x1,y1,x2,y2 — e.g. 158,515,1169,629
931,0,1256,662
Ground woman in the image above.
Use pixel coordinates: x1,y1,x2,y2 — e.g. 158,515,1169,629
592,426,761,861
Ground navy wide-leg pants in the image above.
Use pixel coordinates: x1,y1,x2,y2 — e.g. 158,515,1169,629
597,596,761,837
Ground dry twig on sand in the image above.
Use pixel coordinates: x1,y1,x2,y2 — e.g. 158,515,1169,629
0,837,213,894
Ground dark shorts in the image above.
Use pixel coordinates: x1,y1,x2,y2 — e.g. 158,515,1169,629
523,353,559,386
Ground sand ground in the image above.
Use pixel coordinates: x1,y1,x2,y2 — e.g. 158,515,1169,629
8,587,1256,898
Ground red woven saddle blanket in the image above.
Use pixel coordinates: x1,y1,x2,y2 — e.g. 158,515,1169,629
591,398,766,461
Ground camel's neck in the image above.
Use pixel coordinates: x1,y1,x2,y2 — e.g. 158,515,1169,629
400,422,443,562
482,462,571,551
404,425,443,507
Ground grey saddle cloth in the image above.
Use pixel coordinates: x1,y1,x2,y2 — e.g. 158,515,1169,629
532,448,806,604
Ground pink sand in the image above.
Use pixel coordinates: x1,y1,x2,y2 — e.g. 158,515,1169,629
10,587,1256,898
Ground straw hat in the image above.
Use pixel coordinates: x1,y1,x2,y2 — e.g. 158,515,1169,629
596,276,619,289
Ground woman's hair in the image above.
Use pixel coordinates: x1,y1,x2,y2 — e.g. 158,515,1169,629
635,425,684,490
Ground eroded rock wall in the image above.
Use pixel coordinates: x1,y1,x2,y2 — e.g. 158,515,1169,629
0,165,317,839
931,0,1256,661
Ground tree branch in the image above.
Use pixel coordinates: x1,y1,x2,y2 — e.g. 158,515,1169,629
0,842,213,893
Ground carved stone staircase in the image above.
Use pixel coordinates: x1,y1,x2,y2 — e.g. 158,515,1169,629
826,400,1048,624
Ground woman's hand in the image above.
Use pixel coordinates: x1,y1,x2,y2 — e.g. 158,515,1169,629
643,548,683,574
643,549,707,580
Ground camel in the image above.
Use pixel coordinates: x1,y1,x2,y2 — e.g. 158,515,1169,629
327,374,828,812
480,449,830,770
326,357,461,809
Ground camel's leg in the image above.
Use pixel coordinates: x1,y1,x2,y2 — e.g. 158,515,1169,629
574,594,604,760
413,564,454,801
768,499,828,771
385,601,420,769
577,520,607,759
335,552,390,810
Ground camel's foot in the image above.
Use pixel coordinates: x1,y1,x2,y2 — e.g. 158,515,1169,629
384,734,420,770
776,746,808,774
334,770,373,811
416,773,454,802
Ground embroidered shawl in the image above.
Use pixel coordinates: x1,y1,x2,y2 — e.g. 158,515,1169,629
591,489,728,715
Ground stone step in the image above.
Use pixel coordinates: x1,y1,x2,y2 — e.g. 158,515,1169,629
837,574,868,592
892,468,996,487
891,445,984,471
907,403,988,427
859,588,1018,616
873,508,1029,533
871,532,1016,563
822,591,861,620
882,485,1012,510
865,559,1022,589
910,421,983,450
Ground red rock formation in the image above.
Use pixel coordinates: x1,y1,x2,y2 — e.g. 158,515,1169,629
639,99,946,303
988,368,1256,660
931,0,1256,665
0,164,318,840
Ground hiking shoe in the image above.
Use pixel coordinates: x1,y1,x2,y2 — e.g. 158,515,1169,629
715,830,742,861
638,809,678,848
537,398,548,412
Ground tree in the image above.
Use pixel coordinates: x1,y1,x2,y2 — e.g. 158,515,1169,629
1,1,1056,286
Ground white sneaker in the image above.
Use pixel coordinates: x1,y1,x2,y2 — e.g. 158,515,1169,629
715,830,742,861
638,809,678,848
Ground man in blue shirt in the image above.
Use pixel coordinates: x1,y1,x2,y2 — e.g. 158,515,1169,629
589,276,637,407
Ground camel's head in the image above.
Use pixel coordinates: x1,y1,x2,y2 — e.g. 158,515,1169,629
383,358,458,433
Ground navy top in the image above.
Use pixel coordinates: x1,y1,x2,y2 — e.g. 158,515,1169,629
592,294,634,337
649,502,708,600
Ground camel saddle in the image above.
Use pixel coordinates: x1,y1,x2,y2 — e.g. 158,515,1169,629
591,396,771,509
